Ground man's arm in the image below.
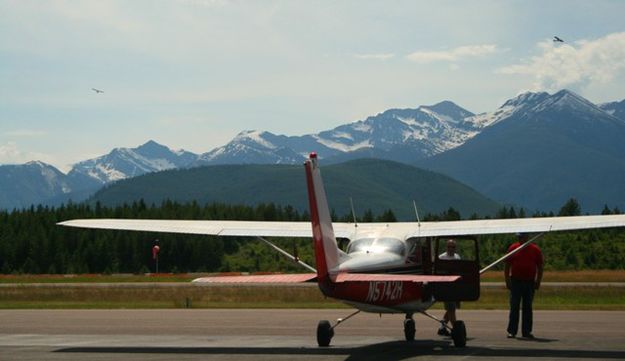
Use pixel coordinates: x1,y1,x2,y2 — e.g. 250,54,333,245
504,262,511,290
535,247,544,290
535,263,543,290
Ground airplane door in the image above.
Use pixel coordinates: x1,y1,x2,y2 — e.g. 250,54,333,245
432,236,480,302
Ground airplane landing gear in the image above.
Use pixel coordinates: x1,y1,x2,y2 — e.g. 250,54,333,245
317,310,361,347
404,314,415,341
418,309,467,347
317,320,334,347
451,320,467,347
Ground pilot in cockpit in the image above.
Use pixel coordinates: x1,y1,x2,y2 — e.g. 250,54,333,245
437,239,461,335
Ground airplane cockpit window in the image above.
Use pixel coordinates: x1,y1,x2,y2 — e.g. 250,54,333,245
347,238,405,256
405,238,423,264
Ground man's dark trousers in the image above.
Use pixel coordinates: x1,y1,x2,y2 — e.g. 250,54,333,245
507,278,535,336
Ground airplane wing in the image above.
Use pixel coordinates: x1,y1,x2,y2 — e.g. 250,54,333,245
59,214,625,240
403,214,625,238
58,219,356,239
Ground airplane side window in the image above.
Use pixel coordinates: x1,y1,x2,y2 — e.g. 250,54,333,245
405,238,422,264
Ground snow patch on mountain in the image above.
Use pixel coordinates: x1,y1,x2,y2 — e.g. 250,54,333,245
313,135,372,152
532,90,606,117
467,91,551,128
235,130,277,150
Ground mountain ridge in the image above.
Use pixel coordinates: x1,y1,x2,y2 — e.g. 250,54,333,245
2,89,624,212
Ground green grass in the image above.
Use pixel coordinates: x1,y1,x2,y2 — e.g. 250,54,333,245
468,286,625,310
1,284,624,310
480,270,625,282
2,271,624,310
0,273,198,283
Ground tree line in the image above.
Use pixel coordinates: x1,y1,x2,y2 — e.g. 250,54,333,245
0,198,624,275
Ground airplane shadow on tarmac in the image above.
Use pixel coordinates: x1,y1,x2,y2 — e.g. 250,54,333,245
56,339,625,361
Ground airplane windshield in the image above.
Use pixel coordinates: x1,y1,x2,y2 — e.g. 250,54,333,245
347,238,405,256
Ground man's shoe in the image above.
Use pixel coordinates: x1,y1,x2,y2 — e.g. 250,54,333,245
507,333,516,338
522,333,535,339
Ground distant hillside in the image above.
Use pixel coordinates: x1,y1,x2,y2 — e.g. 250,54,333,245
90,159,500,220
0,161,73,210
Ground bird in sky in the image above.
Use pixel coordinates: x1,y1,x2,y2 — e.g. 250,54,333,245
553,36,564,43
91,88,104,94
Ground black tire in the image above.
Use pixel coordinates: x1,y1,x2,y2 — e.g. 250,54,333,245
451,320,467,347
404,319,416,341
317,320,333,347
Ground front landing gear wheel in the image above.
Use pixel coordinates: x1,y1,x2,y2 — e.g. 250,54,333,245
451,320,467,347
404,318,415,341
317,320,334,347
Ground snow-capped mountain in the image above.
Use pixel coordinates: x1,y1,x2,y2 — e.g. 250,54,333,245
420,89,625,212
3,89,625,211
0,161,73,209
0,141,199,210
196,131,308,165
467,92,550,127
196,100,496,166
68,140,198,185
599,99,625,121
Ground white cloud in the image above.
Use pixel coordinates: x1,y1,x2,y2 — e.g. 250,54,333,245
354,53,395,60
0,142,21,163
406,44,497,63
0,142,59,168
496,32,625,92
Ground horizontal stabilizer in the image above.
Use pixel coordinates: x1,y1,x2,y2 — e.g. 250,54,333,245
192,273,317,284
334,273,460,283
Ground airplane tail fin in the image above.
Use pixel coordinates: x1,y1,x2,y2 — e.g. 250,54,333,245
304,152,340,283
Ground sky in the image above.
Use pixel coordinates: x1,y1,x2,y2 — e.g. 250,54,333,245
1,0,625,172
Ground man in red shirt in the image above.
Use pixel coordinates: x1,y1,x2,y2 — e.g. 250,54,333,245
504,233,543,339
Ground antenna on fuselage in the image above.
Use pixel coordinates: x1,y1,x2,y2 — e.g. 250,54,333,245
413,200,421,228
350,197,358,228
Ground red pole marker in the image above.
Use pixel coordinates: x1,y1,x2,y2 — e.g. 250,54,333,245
152,245,160,260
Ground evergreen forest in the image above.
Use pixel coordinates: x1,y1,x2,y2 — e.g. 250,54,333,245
1,199,624,275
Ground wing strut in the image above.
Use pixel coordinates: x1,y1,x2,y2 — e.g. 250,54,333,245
479,232,547,274
257,236,317,273
413,200,421,228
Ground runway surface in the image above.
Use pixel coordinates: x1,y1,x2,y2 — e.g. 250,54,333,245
1,309,624,360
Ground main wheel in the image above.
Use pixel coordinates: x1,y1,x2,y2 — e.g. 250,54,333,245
317,320,334,347
404,318,416,341
451,320,467,347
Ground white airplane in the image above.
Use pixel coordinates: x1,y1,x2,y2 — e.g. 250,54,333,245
59,152,625,347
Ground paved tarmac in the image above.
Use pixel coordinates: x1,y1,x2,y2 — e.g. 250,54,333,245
1,309,624,360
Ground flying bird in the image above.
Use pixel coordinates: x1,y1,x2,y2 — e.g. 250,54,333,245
91,88,104,94
553,36,564,43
